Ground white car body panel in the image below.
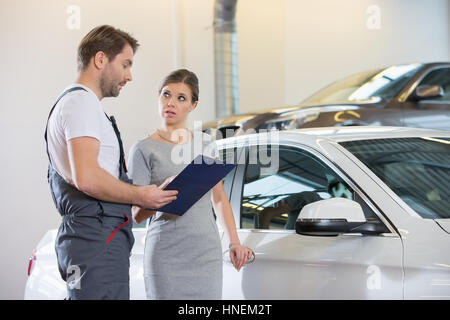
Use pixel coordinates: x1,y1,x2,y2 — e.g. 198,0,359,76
25,127,450,299
221,231,403,299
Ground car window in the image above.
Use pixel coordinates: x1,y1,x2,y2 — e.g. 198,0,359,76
303,64,421,104
240,145,383,230
341,137,450,219
417,68,450,102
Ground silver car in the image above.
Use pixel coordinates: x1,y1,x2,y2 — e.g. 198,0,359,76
25,126,450,299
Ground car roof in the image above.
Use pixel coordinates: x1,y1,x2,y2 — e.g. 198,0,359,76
289,126,450,142
216,126,450,147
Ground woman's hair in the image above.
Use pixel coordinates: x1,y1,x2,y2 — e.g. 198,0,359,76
158,69,199,103
77,25,139,71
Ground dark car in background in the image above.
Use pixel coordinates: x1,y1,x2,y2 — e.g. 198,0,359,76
204,62,450,138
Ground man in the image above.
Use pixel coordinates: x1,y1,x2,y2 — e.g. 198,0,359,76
45,25,178,300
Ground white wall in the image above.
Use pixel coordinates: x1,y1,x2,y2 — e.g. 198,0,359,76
236,0,450,112
0,0,448,299
236,0,286,113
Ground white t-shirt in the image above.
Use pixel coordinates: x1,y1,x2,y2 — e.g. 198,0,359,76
46,84,120,184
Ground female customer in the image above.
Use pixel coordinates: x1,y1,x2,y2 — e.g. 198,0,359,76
128,69,252,300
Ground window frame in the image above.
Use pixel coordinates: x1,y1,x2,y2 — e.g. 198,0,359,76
219,147,242,198
415,67,450,104
401,65,450,103
223,141,397,235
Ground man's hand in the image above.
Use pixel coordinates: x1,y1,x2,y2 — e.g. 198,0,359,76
159,176,176,190
136,184,177,209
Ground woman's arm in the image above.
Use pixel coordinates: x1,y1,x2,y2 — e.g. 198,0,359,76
131,206,156,224
211,181,253,271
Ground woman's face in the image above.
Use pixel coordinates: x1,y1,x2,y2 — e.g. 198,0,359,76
158,82,197,126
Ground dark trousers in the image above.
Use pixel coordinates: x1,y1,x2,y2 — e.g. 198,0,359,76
55,214,134,300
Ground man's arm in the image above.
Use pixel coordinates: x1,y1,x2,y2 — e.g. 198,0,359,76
68,136,177,208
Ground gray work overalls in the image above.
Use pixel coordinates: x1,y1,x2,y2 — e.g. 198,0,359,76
45,87,135,299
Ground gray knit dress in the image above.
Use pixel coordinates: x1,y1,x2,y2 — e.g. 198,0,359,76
128,132,223,300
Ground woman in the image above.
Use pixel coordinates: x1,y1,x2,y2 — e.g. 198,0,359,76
128,69,252,300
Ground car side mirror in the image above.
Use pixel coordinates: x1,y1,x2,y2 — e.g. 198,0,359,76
414,85,444,100
295,198,366,236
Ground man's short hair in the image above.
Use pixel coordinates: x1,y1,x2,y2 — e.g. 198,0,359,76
77,25,139,71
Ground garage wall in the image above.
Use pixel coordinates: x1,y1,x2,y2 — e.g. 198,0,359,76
236,0,286,114
236,0,450,112
0,0,449,299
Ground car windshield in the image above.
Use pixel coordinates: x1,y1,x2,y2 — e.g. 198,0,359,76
303,64,422,104
340,137,450,219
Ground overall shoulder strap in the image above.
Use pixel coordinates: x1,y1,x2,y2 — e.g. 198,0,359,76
105,114,128,176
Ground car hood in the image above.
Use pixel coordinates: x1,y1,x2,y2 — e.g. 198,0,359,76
236,100,385,131
278,98,383,113
256,97,382,114
203,98,384,130
203,113,260,129
436,219,450,235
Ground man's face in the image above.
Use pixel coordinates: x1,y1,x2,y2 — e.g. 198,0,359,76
99,44,134,98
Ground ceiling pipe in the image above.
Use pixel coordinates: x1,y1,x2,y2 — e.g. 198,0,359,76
214,0,239,118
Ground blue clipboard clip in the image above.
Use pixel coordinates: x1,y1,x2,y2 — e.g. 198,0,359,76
149,155,237,215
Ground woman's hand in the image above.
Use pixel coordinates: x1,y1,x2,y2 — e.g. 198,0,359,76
229,243,253,272
131,206,156,224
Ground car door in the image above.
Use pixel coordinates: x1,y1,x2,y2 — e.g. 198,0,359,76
220,142,403,299
402,67,450,130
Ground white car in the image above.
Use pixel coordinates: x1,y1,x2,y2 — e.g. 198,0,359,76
25,126,450,299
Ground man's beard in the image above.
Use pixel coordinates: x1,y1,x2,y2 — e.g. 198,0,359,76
100,74,121,98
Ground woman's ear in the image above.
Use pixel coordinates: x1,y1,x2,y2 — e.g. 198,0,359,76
190,101,198,111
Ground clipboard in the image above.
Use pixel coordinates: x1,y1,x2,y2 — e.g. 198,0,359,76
150,155,237,215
